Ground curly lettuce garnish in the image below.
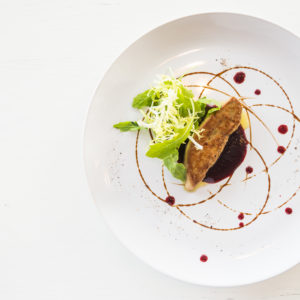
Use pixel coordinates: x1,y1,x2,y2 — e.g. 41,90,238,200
113,75,221,181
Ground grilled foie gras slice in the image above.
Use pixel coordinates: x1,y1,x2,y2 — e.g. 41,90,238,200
185,97,242,191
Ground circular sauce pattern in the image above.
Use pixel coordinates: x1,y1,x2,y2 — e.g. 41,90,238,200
135,66,299,231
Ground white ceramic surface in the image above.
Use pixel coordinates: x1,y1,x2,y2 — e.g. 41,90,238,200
84,13,300,286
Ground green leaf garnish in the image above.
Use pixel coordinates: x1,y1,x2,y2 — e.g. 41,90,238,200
163,150,186,181
198,97,222,108
146,117,194,159
206,107,220,118
113,74,223,182
176,85,195,117
113,121,141,132
132,90,153,108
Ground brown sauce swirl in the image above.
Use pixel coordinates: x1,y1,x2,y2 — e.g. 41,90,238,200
134,66,299,231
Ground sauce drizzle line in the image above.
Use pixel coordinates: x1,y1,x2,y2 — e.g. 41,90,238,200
135,130,165,202
219,186,300,216
219,66,296,168
135,66,298,230
250,104,300,122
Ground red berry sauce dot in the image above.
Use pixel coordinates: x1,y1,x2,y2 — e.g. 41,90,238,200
200,255,208,262
254,89,261,95
277,146,286,154
238,213,244,220
239,222,244,227
285,207,293,215
165,196,175,206
278,124,288,134
246,166,253,174
233,72,246,84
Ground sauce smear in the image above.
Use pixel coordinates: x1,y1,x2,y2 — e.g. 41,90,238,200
204,126,248,183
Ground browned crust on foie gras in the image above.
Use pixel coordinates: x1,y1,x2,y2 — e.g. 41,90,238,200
184,97,242,191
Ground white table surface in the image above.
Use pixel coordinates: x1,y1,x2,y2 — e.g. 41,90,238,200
1,0,299,299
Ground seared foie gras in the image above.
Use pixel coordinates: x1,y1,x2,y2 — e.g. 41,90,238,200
185,97,242,191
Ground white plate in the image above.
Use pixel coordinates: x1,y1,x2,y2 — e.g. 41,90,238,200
84,13,300,286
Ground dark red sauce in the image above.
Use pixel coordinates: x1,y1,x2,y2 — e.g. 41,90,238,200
246,166,253,174
200,255,208,262
233,72,246,84
204,126,248,183
165,196,175,206
239,222,244,227
278,124,288,134
238,213,244,220
285,207,293,215
254,89,261,95
178,140,188,164
277,146,286,154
